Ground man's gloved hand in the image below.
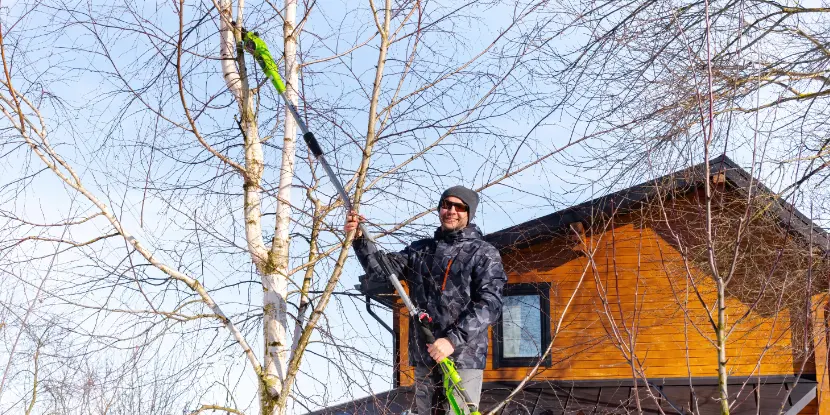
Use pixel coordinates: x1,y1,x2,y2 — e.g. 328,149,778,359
427,338,455,362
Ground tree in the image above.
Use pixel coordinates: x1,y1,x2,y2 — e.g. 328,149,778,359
0,0,557,413
528,1,830,413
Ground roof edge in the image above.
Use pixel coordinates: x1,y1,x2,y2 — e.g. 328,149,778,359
485,155,829,251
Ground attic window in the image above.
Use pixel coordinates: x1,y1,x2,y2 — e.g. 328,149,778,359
492,282,552,368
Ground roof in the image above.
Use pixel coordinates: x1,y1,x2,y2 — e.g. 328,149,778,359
484,155,830,252
307,375,817,415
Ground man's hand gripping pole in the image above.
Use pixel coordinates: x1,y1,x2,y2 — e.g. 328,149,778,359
242,30,480,415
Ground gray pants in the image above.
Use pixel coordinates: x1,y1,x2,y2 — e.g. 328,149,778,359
413,365,483,415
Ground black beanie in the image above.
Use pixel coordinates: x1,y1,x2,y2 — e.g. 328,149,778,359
439,186,479,220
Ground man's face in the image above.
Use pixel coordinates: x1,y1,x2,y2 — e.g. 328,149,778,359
439,196,469,231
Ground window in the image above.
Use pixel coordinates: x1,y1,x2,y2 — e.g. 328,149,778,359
492,282,551,368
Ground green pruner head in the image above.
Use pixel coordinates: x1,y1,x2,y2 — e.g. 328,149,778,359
241,29,259,56
239,28,287,94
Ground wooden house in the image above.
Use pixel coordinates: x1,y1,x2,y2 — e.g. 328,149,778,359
317,156,830,414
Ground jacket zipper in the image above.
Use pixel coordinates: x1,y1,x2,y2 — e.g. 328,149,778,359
441,258,454,291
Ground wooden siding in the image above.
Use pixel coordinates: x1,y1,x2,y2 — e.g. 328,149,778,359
395,222,816,390
800,398,820,414
813,294,830,414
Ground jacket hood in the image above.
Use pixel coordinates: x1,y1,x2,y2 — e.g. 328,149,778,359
434,223,483,243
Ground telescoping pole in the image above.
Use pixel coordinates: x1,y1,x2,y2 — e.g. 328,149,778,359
242,30,480,415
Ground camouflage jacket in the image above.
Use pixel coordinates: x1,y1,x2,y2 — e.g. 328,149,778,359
353,224,507,369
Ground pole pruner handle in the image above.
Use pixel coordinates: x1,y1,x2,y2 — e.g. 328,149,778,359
440,358,481,415
417,312,437,344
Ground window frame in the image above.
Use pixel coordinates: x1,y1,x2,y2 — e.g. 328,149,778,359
492,282,552,368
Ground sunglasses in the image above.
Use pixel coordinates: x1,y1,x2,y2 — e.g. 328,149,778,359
440,199,469,213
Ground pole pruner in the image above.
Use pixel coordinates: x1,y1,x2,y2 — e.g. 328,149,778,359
241,29,481,415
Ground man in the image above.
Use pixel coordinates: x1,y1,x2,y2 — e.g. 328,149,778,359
345,186,506,415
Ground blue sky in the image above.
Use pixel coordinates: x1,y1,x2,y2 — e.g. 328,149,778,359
1,0,827,414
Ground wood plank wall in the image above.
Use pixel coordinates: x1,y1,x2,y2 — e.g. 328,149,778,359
812,293,830,414
395,222,814,389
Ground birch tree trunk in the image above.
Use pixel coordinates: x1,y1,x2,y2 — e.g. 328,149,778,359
217,1,298,413
263,1,300,414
